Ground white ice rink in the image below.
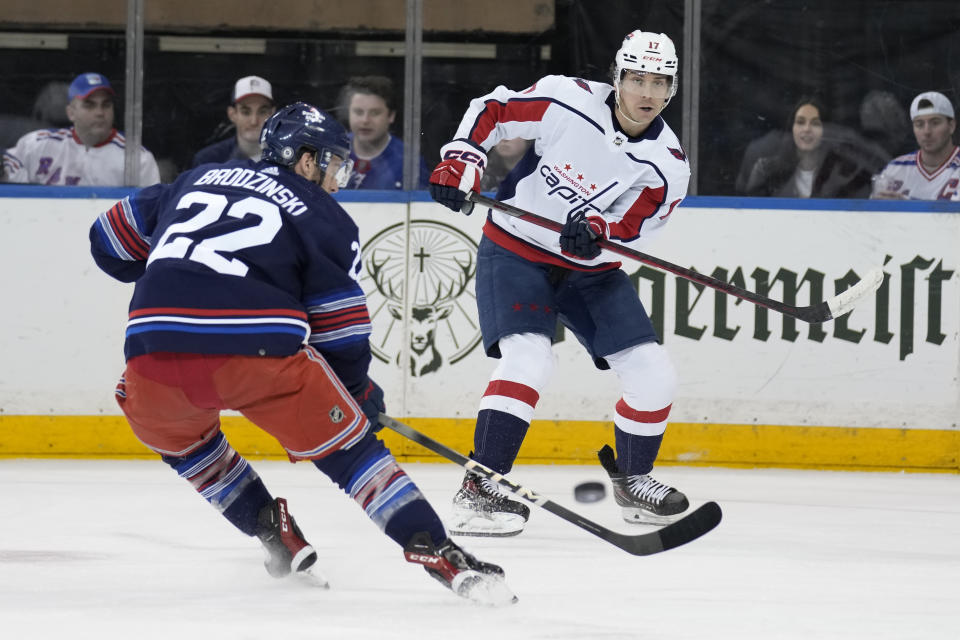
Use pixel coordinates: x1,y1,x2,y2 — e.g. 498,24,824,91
1,459,957,640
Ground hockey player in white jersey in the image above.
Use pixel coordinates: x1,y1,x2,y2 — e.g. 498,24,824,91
429,29,692,536
871,91,959,201
2,72,160,186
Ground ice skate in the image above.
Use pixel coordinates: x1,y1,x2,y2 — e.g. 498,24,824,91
255,497,326,586
598,445,689,525
404,532,517,606
450,469,530,537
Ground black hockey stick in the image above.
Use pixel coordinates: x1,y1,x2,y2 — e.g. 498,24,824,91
379,414,722,556
467,192,883,324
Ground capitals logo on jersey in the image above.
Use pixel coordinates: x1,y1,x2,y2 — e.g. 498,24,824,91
540,161,618,217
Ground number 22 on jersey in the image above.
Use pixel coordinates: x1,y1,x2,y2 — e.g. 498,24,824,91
147,191,282,277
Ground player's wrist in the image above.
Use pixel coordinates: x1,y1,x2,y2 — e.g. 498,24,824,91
586,216,608,240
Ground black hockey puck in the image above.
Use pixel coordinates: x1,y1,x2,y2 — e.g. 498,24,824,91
574,481,606,503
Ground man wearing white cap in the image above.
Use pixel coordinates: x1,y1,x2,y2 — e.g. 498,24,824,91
191,75,276,167
871,90,959,200
2,72,160,186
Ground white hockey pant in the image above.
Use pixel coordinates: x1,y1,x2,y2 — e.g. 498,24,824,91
604,341,677,437
479,332,555,421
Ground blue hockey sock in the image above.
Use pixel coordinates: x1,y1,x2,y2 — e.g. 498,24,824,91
313,433,446,547
384,497,447,548
614,429,665,475
162,431,271,536
221,478,273,536
473,409,530,474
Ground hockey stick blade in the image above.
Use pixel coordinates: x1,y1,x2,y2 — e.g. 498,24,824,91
380,414,722,556
467,192,881,324
824,267,884,320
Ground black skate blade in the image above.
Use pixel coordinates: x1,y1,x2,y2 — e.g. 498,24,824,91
449,528,524,538
620,509,684,526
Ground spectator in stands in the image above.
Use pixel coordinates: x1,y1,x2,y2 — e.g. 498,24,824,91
2,72,159,186
191,75,276,167
739,97,886,199
859,89,912,158
871,91,959,201
479,137,532,192
338,75,428,189
0,80,71,151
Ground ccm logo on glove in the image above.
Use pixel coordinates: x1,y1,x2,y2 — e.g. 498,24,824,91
429,140,488,215
442,148,486,169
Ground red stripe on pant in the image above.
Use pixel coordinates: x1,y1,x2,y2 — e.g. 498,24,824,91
616,399,672,423
484,379,540,407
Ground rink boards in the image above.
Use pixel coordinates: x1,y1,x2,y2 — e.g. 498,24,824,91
1,190,957,471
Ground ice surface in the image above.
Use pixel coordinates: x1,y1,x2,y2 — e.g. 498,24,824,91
1,459,957,639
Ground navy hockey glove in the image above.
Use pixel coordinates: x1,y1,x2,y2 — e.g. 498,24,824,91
429,140,487,215
559,211,608,259
354,378,386,431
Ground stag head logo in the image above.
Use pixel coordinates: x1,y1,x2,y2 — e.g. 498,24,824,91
361,221,482,376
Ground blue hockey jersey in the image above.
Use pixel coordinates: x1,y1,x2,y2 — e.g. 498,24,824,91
90,160,373,395
345,134,429,190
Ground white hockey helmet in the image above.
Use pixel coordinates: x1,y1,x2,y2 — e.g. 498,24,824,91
614,30,679,100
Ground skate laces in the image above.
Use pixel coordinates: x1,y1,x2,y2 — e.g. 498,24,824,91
626,475,675,504
475,476,512,505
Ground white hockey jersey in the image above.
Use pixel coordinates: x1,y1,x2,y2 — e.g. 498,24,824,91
2,127,160,187
870,146,960,201
451,74,690,269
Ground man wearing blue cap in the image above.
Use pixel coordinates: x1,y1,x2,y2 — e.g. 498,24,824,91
2,72,160,186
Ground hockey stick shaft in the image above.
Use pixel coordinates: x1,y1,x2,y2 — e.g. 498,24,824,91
467,192,883,324
379,414,722,556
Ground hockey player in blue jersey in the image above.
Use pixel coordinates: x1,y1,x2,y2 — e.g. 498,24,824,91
90,102,515,605
428,30,692,536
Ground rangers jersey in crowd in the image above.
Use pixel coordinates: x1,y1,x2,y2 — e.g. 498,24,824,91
3,127,160,186
346,134,429,189
450,74,690,270
871,145,960,200
89,160,373,394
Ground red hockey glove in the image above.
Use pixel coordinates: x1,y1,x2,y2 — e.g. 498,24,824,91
429,140,487,214
559,212,608,259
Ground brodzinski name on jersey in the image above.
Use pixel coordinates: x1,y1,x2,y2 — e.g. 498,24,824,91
193,165,311,215
453,74,690,270
89,159,372,394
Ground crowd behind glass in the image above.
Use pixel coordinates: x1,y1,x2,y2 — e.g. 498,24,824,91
0,2,957,201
